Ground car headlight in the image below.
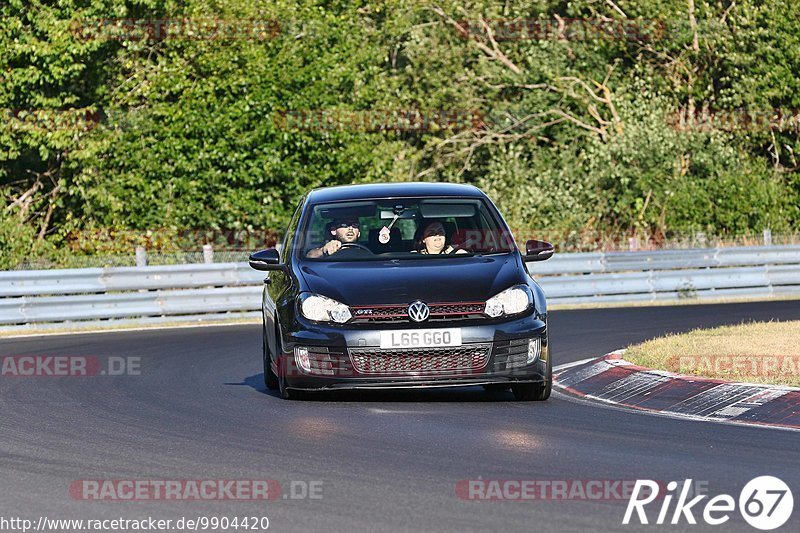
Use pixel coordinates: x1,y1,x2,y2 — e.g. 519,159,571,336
484,285,532,317
299,293,352,323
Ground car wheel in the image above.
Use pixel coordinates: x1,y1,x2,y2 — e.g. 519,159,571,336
511,383,543,401
274,346,303,400
511,355,552,401
278,369,293,399
278,368,308,400
269,323,306,400
262,322,278,391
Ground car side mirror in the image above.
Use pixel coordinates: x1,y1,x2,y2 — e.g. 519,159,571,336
524,240,554,261
249,248,285,271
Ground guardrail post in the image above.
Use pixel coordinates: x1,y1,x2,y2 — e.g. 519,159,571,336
203,244,214,264
695,232,707,247
763,228,772,246
135,246,147,267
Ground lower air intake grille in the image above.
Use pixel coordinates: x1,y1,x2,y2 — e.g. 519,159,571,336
349,344,491,375
302,346,346,376
492,338,531,370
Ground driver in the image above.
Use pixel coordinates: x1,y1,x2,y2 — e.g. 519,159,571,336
307,217,361,258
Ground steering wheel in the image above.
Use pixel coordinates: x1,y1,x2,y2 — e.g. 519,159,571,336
339,242,373,253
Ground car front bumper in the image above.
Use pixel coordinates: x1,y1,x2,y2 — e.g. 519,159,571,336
276,313,549,391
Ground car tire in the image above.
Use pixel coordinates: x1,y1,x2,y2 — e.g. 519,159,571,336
278,370,293,399
511,354,552,401
274,345,304,400
262,322,279,391
279,370,308,400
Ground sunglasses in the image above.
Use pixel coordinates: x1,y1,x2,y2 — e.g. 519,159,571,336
334,221,360,229
423,225,445,237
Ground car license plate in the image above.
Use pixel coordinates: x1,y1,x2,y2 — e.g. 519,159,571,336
379,329,462,349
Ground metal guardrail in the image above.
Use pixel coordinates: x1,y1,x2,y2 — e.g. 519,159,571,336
532,245,800,304
0,262,262,298
1,245,799,326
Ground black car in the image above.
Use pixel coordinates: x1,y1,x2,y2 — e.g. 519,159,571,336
249,182,554,400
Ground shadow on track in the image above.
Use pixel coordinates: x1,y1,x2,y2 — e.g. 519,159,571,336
224,373,281,399
228,373,531,402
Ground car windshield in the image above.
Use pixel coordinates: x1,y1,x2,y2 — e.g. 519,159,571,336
299,197,516,261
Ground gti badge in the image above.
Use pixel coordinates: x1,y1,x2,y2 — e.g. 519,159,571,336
407,301,430,322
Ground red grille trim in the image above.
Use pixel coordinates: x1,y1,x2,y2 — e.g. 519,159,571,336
350,301,485,322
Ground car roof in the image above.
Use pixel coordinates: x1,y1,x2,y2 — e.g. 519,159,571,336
306,182,485,204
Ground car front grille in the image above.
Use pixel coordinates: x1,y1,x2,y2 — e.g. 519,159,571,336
349,344,491,375
349,302,485,323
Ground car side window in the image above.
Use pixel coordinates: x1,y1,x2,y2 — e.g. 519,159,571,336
280,199,304,262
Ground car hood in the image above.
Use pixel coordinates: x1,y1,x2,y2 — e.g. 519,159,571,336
297,254,522,305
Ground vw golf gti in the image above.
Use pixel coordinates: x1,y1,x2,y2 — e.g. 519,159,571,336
249,182,554,400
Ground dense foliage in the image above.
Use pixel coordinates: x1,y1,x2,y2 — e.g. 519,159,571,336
2,0,799,267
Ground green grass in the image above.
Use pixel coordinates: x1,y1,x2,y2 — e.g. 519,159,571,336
625,321,800,387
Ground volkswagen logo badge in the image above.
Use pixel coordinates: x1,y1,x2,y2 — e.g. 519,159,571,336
407,301,430,322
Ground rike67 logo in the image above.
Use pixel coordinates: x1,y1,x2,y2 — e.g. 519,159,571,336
624,476,793,530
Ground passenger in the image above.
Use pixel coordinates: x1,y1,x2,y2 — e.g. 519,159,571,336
413,221,467,255
307,217,361,258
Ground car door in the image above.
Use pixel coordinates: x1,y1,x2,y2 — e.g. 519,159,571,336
265,198,304,355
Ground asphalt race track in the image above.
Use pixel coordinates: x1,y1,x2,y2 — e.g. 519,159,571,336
1,301,799,532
